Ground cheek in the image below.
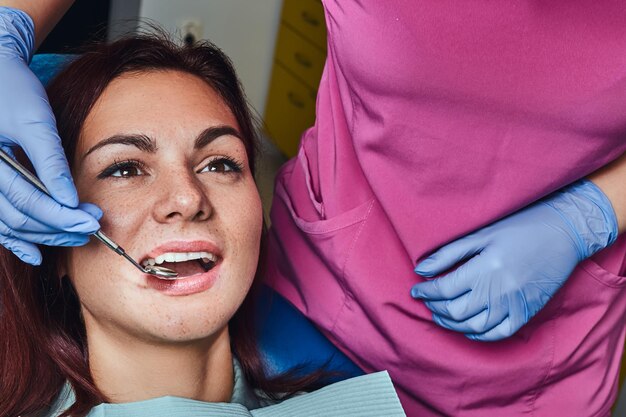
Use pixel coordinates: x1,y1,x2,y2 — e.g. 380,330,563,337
64,243,119,320
229,182,263,253
219,181,263,288
62,187,149,317
81,184,145,236
64,200,145,305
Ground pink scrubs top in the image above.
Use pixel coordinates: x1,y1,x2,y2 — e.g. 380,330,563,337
266,1,626,415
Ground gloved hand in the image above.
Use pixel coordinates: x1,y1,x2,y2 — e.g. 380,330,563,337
0,7,101,265
411,179,618,341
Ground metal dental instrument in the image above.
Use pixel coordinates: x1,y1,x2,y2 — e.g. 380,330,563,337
0,148,178,280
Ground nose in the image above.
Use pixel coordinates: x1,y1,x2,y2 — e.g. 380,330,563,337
152,169,212,223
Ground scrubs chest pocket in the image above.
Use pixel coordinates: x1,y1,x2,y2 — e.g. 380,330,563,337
275,173,375,285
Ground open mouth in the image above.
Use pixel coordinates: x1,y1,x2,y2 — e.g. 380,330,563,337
142,251,218,278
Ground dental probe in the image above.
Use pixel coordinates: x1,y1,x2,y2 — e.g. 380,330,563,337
0,148,178,280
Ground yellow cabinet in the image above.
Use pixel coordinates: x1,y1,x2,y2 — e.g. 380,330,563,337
282,0,327,49
264,0,327,157
264,65,317,158
274,24,326,89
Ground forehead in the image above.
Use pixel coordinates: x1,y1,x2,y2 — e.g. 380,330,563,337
80,70,239,149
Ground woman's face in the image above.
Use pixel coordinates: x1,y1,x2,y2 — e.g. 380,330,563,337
64,70,263,344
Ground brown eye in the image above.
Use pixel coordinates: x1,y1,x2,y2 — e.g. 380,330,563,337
98,160,146,179
208,160,233,173
200,157,243,174
112,166,144,177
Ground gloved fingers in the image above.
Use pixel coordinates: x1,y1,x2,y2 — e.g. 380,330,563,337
78,202,104,221
39,233,90,247
466,296,528,341
0,191,74,234
411,259,477,301
432,304,507,335
0,218,91,247
466,317,513,342
15,109,79,208
415,232,486,278
0,162,100,234
0,233,42,265
424,291,487,322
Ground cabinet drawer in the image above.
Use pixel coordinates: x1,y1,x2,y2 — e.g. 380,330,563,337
264,64,317,157
282,0,326,49
274,24,326,90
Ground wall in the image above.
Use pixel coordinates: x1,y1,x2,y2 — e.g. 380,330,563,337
137,0,283,116
108,0,141,40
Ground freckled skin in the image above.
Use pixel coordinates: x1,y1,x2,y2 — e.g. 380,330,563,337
63,70,263,346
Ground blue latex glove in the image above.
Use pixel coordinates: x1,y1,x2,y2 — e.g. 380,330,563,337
0,7,101,265
411,179,618,341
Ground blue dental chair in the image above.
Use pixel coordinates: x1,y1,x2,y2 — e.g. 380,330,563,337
30,53,364,382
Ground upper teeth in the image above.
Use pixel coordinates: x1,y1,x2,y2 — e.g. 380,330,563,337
142,251,217,266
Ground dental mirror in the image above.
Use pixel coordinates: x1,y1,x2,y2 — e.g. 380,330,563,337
0,148,179,280
145,265,179,279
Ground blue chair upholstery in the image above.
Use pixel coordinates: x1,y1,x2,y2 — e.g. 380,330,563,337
29,53,364,382
29,54,77,86
254,286,363,380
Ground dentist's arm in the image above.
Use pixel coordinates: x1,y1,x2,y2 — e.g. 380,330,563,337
2,0,74,46
412,152,625,341
0,2,101,265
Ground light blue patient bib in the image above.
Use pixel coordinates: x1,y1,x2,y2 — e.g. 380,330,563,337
45,360,405,417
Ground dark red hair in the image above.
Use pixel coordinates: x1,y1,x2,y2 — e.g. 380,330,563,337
0,32,323,417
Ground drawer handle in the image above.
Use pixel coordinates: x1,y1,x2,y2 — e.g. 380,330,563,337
288,92,306,109
294,52,313,68
301,11,321,27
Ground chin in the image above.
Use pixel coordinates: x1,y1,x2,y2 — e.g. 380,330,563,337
139,309,230,343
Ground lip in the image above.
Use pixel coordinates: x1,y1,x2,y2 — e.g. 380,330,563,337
141,240,223,296
145,261,221,296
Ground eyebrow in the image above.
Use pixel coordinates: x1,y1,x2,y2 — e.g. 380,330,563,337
82,125,243,159
195,126,243,149
83,134,155,159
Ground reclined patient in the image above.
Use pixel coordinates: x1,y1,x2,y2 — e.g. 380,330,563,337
0,32,405,417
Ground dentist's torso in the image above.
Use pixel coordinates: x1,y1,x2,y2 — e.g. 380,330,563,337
267,1,626,416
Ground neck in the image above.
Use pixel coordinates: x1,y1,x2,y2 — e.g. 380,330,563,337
85,320,234,404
